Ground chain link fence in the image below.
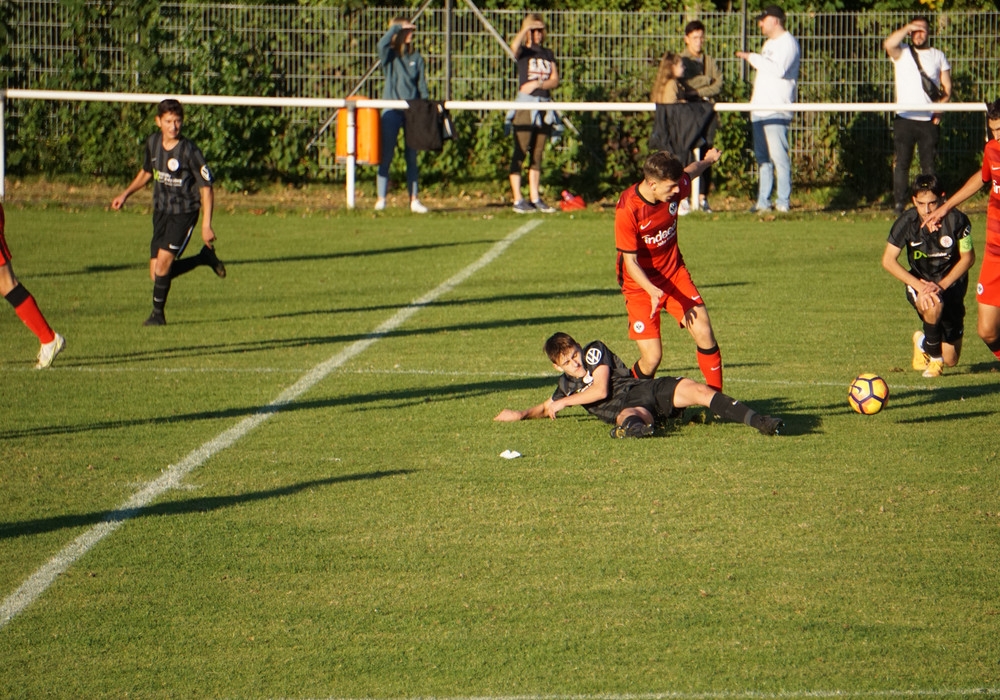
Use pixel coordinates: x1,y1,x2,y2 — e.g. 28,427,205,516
4,2,999,195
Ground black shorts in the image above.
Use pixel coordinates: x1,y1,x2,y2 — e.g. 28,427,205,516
906,276,967,344
150,210,200,259
588,375,682,424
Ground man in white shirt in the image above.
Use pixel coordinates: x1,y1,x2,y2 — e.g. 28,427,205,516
884,17,951,215
737,5,800,213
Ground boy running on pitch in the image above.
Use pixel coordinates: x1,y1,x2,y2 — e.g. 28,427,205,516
112,99,225,326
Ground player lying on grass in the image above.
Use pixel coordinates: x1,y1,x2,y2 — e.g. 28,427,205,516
493,332,783,438
882,174,974,378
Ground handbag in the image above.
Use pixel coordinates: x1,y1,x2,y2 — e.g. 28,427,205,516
908,45,946,102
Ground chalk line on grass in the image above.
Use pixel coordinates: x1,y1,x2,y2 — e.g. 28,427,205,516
0,219,543,630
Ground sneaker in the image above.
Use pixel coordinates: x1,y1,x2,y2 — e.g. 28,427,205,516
35,333,65,369
143,310,166,326
609,420,655,439
699,200,713,214
531,199,556,214
374,199,386,211
678,199,691,216
512,199,535,214
749,204,771,214
755,415,784,436
775,204,790,213
922,359,944,378
410,199,428,214
912,331,929,370
201,245,226,278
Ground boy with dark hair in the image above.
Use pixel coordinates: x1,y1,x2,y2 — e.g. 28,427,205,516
111,99,225,326
923,99,1000,366
882,174,974,378
615,149,723,390
0,204,65,368
493,332,783,438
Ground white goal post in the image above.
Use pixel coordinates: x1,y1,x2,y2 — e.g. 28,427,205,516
0,89,987,205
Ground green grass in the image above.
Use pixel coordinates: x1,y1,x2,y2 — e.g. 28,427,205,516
1,204,998,698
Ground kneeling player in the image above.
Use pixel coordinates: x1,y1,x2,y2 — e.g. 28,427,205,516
493,332,782,437
882,174,975,377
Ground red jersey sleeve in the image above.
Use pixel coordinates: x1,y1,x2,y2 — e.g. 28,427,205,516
615,186,640,253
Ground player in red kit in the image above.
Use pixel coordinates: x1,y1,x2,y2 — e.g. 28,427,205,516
615,149,723,390
924,99,1000,364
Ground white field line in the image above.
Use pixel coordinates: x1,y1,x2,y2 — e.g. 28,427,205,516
0,219,543,630
301,690,1000,700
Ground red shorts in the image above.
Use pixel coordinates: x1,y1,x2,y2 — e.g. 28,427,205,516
622,265,704,340
977,250,1000,307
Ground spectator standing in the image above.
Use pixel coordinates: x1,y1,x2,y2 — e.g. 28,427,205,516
884,17,951,215
0,204,65,368
736,5,799,214
509,13,560,214
650,52,687,105
679,20,723,213
375,17,430,214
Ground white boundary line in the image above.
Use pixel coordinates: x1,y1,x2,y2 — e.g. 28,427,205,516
303,691,1000,700
0,219,543,630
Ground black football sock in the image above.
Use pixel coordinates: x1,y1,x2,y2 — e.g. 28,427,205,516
922,321,943,359
709,392,757,426
152,275,171,313
168,254,203,279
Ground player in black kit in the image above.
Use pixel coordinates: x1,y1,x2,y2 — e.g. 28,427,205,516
111,99,226,326
494,332,783,438
882,174,975,378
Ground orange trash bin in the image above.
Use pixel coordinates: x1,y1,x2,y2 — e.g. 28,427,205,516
336,97,380,166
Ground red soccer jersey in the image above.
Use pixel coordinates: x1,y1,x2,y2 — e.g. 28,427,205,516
981,138,1000,256
614,174,692,291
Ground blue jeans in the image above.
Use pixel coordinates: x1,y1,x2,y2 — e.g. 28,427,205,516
377,109,418,199
752,118,791,210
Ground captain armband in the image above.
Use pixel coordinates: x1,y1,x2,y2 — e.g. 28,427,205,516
959,236,974,253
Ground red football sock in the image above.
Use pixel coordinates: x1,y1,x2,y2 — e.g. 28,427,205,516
13,292,55,344
697,345,723,392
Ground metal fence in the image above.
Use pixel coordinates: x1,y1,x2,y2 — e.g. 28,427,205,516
5,2,1000,181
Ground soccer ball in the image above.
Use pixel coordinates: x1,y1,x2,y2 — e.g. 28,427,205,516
848,373,889,415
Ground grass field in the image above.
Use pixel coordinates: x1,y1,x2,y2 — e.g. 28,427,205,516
1,202,998,699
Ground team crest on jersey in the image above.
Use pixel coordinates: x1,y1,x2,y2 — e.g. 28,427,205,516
669,201,678,216
633,321,645,333
940,235,953,248
585,347,603,366
167,158,180,172
979,282,985,295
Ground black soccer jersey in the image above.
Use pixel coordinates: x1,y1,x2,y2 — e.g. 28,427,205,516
552,340,639,424
887,208,972,283
142,134,213,215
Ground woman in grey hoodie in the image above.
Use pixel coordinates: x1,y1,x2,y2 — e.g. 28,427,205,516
375,17,430,214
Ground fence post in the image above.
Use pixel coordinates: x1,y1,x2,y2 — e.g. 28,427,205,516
346,100,357,209
0,91,6,201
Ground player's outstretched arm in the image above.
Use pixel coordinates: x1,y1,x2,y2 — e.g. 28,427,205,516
111,170,152,210
495,400,550,422
925,171,985,231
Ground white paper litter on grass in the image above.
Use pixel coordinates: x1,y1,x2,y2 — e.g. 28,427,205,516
499,449,522,460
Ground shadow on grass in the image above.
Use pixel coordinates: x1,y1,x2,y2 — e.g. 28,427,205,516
0,470,413,540
815,380,998,416
263,288,622,320
58,313,618,366
32,240,494,278
674,397,820,437
0,376,555,440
